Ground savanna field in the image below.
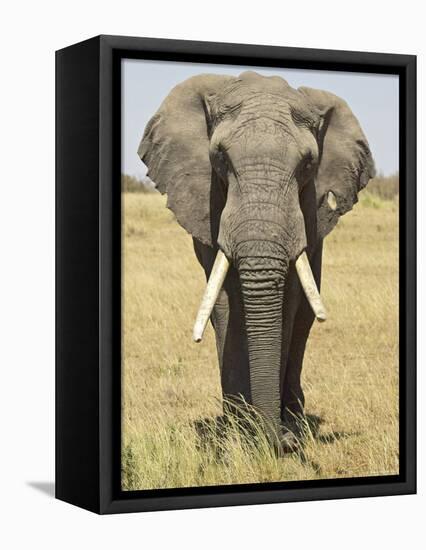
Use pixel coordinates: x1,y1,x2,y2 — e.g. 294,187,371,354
121,176,399,490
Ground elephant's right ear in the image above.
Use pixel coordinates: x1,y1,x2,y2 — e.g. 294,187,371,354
138,74,233,247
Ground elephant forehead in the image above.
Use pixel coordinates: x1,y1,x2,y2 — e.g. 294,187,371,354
219,74,320,124
218,71,291,100
238,70,290,89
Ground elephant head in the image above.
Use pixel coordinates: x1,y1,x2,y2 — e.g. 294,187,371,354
138,71,375,438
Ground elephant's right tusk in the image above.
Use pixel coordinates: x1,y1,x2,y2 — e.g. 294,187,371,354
193,250,230,343
295,251,327,322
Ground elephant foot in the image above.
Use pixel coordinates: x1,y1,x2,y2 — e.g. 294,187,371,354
282,409,306,434
274,413,307,455
278,429,301,454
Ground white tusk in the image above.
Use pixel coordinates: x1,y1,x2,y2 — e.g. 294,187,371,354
295,251,327,322
193,250,230,342
327,191,337,211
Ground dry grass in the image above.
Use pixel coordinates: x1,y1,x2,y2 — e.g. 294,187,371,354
122,190,399,490
121,174,156,193
367,173,399,201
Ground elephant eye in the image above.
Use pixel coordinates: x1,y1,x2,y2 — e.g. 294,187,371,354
296,150,317,192
304,157,313,171
211,144,232,183
302,151,315,173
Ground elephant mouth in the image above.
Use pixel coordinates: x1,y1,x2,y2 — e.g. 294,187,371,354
192,248,326,343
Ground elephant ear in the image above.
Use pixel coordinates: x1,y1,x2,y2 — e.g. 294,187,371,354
298,87,376,240
138,74,233,247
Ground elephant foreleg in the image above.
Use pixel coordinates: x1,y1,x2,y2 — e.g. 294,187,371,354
281,241,323,423
193,239,251,409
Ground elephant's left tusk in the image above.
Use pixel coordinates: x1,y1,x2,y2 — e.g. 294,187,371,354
193,250,230,342
295,251,327,322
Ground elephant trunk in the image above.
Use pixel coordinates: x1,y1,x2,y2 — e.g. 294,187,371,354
236,244,288,439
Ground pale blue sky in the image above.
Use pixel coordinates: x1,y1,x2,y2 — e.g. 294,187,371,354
122,59,399,178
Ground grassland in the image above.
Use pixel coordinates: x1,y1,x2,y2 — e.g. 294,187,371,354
122,188,399,490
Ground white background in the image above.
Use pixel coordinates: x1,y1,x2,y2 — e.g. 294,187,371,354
0,1,423,548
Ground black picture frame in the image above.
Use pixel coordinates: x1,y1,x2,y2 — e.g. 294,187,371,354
56,35,416,514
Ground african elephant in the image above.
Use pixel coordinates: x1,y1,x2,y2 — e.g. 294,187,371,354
138,71,375,453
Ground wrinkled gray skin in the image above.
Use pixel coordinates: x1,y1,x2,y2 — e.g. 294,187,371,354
138,71,375,453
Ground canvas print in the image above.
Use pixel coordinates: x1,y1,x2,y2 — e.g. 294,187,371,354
121,59,399,491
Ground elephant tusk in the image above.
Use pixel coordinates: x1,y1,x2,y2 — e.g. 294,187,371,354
327,191,337,211
295,251,327,322
193,250,230,342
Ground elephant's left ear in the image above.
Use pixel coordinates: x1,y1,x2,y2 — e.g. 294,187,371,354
298,87,376,240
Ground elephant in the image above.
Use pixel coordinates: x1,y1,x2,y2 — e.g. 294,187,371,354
138,71,375,453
